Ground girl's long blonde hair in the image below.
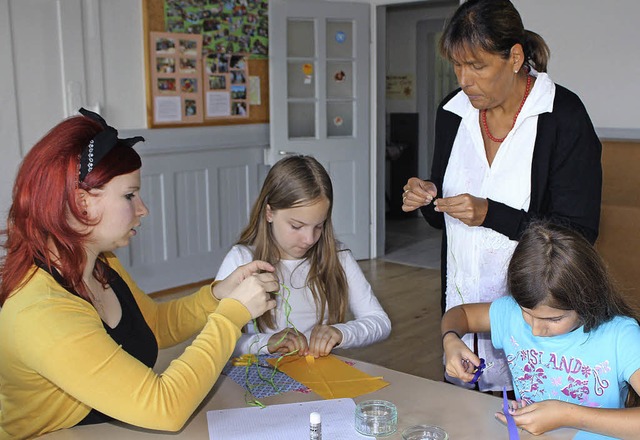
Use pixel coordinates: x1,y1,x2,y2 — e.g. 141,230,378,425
238,155,348,331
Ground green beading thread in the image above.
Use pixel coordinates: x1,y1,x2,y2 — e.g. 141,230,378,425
241,284,301,407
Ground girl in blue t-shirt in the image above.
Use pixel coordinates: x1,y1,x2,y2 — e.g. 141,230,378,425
441,221,640,439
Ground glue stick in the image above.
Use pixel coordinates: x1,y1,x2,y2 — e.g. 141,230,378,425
309,412,322,440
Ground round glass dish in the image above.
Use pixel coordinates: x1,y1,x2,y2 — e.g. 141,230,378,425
402,425,448,440
354,400,398,437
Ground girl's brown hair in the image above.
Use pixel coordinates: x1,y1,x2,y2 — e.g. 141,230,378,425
237,155,348,331
508,221,640,407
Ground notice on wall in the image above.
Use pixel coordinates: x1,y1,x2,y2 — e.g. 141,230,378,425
386,74,414,100
248,76,261,105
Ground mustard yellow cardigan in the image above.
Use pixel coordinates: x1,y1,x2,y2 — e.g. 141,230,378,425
0,253,250,439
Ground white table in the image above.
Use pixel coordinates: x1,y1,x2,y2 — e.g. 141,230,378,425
41,356,577,439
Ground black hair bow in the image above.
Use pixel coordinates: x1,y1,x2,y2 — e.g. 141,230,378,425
78,108,145,181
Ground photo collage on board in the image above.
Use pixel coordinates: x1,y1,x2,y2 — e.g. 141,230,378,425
162,0,266,120
204,53,249,118
163,0,268,57
150,32,204,124
149,1,268,124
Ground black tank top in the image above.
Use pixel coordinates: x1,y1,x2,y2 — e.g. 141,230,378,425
35,259,159,425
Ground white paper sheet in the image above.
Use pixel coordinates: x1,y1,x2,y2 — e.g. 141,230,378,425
206,398,368,439
154,96,181,122
206,91,231,117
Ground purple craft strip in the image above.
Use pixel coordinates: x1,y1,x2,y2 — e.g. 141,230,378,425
502,386,520,440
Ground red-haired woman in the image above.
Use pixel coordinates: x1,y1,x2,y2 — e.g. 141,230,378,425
0,109,277,438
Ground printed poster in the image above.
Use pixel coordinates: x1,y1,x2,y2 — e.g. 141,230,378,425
386,74,415,100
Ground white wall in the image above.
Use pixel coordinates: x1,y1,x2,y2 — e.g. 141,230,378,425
513,0,640,132
385,4,456,114
0,0,265,226
385,0,640,134
2,0,639,255
0,1,22,221
96,0,147,129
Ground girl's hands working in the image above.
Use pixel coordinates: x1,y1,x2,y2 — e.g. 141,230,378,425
213,260,279,318
499,394,640,439
267,328,308,355
443,333,482,383
308,325,343,358
496,399,567,436
267,325,343,357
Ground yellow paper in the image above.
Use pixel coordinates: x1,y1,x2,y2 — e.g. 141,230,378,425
267,355,389,399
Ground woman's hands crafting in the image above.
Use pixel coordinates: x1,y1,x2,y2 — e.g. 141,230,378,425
434,194,488,227
267,325,343,357
401,178,437,212
212,260,278,318
401,178,488,227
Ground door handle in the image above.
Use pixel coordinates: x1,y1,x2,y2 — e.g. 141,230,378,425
278,150,300,156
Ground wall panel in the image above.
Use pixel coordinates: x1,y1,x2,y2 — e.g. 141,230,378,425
115,144,265,293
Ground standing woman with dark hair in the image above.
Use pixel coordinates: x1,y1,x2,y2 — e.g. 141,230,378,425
0,110,277,438
402,0,602,393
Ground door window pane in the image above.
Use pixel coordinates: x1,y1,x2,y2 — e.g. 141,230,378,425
326,21,353,59
327,101,353,137
287,62,316,98
287,20,315,58
288,102,316,138
327,61,353,98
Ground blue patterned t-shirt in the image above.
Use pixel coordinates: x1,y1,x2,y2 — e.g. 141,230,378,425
490,296,640,439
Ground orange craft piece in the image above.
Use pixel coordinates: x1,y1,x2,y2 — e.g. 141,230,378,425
266,354,389,399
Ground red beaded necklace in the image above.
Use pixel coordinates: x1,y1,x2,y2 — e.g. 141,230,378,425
481,74,532,143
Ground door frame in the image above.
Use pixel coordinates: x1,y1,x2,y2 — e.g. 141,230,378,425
373,1,458,258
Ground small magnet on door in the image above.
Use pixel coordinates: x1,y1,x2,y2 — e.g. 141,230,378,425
302,63,314,75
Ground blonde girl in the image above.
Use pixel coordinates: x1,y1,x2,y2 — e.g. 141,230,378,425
216,155,391,357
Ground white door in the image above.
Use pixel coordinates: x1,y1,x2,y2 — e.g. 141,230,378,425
268,0,371,259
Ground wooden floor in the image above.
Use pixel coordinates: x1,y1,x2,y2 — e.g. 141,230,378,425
152,258,445,382
336,259,444,382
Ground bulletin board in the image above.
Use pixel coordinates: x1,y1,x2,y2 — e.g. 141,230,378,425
142,0,270,128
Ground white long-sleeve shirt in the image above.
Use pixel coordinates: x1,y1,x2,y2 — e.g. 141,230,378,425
215,244,391,356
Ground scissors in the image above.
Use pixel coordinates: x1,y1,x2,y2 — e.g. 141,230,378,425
468,358,487,384
231,354,278,371
231,354,258,367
